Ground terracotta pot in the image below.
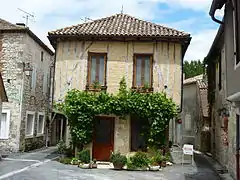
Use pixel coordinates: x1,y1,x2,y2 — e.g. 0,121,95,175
161,161,167,167
113,163,124,170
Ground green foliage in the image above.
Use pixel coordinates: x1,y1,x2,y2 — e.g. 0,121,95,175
110,152,127,166
127,152,150,169
57,139,67,154
59,157,72,164
78,149,90,164
183,60,205,79
61,76,177,147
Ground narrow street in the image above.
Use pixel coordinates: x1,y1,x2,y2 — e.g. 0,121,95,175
0,148,221,180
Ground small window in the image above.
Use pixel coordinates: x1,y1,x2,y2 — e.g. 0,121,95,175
31,68,36,92
37,113,44,134
87,53,107,86
26,111,35,136
0,110,10,139
41,51,44,62
43,71,49,93
133,54,153,88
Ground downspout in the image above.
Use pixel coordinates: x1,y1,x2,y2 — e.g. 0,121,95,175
233,0,240,179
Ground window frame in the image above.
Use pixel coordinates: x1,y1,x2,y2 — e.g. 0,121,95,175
0,109,10,139
31,67,37,93
41,51,44,62
25,111,35,137
37,112,45,135
87,52,107,89
43,70,49,94
132,53,153,89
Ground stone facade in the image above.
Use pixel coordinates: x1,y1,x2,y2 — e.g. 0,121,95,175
54,40,183,155
207,41,238,179
0,31,54,153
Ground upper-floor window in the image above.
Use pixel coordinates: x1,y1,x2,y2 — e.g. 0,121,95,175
87,52,107,87
41,51,44,62
30,67,37,92
133,54,153,88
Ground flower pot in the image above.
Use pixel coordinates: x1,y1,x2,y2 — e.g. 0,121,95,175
161,161,167,167
149,166,160,171
113,163,125,170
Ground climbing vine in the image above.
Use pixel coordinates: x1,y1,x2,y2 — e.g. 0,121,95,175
58,77,178,148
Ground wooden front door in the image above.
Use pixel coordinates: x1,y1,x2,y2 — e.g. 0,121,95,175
93,116,114,161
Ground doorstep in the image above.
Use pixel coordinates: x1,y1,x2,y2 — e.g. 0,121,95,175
96,161,113,169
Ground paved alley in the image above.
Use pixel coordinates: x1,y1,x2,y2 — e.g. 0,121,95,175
0,150,221,180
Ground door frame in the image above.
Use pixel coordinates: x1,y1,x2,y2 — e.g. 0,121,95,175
92,116,115,161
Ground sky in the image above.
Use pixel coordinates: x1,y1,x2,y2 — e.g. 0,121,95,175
0,0,224,61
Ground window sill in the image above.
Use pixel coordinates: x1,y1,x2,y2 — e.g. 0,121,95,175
0,137,9,140
36,133,44,137
235,61,240,70
86,85,107,92
25,135,34,139
132,87,153,93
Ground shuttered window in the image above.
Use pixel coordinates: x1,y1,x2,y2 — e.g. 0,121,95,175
133,54,153,87
87,53,107,86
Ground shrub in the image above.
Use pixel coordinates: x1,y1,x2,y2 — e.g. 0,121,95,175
110,152,127,167
78,149,90,163
57,139,67,154
127,152,150,169
59,157,72,164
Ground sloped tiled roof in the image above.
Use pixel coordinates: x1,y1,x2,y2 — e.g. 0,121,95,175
48,13,190,38
183,74,204,85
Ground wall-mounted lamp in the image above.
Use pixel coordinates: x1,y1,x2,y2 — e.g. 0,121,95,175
23,62,33,76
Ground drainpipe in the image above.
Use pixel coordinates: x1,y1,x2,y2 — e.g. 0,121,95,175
233,0,240,178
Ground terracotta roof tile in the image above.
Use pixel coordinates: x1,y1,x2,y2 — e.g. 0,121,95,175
183,74,204,85
48,13,190,38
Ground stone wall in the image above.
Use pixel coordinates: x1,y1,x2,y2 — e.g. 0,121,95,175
114,116,130,155
0,32,53,153
0,32,25,153
181,83,198,147
210,45,237,179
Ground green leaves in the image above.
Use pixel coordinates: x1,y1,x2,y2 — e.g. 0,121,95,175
59,77,178,147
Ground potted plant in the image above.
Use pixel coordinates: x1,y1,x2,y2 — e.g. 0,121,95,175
110,152,127,170
91,159,97,168
161,156,167,167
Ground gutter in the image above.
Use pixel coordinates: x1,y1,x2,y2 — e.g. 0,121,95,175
209,0,225,24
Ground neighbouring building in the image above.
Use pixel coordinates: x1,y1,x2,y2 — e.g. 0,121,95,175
48,13,191,160
205,0,240,179
180,74,210,152
0,19,54,153
0,72,8,145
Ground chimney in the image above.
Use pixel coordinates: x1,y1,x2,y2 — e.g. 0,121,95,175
16,23,25,27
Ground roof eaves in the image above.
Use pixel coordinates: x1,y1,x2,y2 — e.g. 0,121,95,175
205,24,224,64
